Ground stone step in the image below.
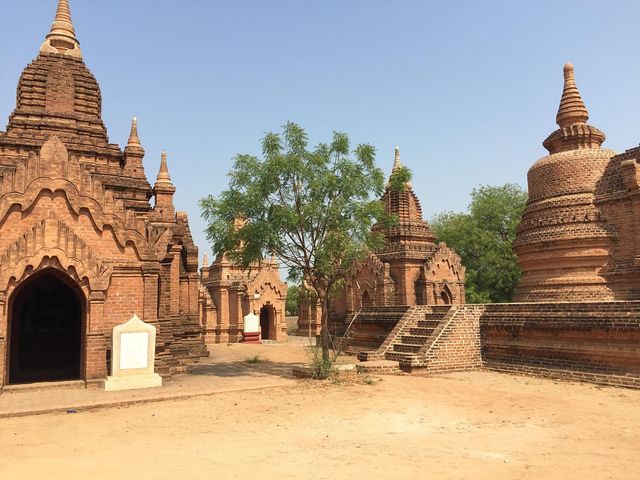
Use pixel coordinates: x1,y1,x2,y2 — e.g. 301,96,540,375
393,343,421,353
2,380,86,393
385,351,418,362
400,334,430,346
356,317,405,325
357,350,385,362
356,360,401,375
431,306,453,313
417,319,442,328
409,326,436,336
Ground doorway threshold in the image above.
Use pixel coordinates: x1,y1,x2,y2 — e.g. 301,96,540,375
2,380,86,393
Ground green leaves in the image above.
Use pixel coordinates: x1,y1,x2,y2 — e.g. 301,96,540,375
199,122,388,293
431,183,527,304
388,166,412,192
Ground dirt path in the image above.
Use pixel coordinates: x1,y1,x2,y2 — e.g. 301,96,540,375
0,359,638,479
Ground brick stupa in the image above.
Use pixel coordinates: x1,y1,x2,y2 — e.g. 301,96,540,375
515,63,617,301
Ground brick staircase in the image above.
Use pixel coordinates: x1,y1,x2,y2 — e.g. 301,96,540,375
383,306,451,362
351,305,451,363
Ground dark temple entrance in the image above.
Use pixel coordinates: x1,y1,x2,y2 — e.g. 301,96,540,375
9,271,83,384
260,305,272,341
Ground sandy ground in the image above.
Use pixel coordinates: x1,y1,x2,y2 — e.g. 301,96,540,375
0,343,639,480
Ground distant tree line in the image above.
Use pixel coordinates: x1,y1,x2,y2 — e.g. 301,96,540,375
430,184,528,303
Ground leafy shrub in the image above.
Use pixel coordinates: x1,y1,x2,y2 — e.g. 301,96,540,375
307,347,335,380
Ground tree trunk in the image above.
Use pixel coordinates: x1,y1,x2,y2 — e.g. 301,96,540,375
318,292,330,362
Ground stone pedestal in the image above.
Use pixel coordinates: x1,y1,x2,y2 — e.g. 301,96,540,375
241,312,261,343
104,314,163,391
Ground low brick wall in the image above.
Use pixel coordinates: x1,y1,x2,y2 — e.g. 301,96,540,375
285,316,299,335
349,302,640,389
480,302,640,389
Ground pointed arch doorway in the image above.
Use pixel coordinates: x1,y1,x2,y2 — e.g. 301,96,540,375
362,290,373,307
260,305,274,341
440,285,453,305
8,269,85,384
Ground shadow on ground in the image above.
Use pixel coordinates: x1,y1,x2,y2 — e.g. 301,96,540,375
189,361,303,379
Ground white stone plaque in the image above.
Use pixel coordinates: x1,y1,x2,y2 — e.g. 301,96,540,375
105,314,162,392
119,331,150,370
244,312,260,333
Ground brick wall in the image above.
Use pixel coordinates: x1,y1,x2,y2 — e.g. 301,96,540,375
480,302,640,388
344,306,410,355
357,302,640,389
403,305,483,374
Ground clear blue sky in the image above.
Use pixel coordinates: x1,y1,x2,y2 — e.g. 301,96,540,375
1,1,639,261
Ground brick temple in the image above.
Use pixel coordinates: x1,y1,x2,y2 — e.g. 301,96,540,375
298,148,466,336
0,0,207,387
199,250,289,345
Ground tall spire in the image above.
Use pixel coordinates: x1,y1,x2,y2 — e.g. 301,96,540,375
387,146,411,189
153,150,176,221
392,146,403,172
127,117,142,147
543,62,605,154
156,151,173,186
40,0,83,59
556,62,589,128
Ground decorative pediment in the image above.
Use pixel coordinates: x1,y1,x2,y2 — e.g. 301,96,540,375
424,242,466,282
360,253,387,276
0,177,161,260
249,262,287,299
0,212,112,290
148,224,175,260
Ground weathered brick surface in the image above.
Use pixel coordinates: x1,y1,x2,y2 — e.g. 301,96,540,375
343,306,411,356
402,305,483,374
480,302,640,388
0,3,207,387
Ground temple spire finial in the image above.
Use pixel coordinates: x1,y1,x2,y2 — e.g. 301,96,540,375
40,0,83,59
556,62,589,128
127,117,142,147
392,146,402,172
156,151,173,185
387,146,412,189
153,150,176,220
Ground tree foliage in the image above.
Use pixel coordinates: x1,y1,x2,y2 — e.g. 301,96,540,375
200,122,405,360
430,184,528,303
285,285,300,316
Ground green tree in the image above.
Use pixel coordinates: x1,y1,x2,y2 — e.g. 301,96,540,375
200,122,407,362
286,285,300,316
431,184,527,303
